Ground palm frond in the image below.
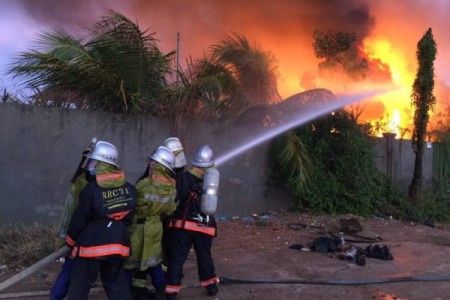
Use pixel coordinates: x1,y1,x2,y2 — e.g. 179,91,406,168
209,32,280,105
8,10,175,114
273,131,313,194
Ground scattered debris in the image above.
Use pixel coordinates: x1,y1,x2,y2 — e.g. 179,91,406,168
339,217,364,234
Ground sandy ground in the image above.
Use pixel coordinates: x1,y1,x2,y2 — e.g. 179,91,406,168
1,211,450,300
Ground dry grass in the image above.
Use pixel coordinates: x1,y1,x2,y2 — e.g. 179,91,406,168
0,222,57,267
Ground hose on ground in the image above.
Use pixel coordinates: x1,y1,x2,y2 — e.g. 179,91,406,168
2,274,450,299
219,274,450,286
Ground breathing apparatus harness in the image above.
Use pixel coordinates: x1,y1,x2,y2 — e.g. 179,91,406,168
182,182,210,226
167,173,217,238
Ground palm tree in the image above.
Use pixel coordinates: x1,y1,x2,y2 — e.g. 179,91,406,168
178,57,240,120
9,10,174,114
210,33,281,107
173,33,281,122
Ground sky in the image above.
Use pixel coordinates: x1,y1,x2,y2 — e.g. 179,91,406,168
1,0,449,134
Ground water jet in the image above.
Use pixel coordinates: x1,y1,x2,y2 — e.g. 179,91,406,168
215,88,388,166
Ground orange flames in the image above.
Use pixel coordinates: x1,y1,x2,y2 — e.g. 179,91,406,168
358,37,416,138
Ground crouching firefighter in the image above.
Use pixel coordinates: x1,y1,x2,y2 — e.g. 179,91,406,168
65,141,137,300
165,145,220,300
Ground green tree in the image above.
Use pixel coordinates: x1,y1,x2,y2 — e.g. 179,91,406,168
409,28,437,202
9,10,174,114
312,30,368,79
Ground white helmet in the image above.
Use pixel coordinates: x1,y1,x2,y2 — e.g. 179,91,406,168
85,141,119,167
191,145,214,168
149,146,176,173
82,137,98,157
164,137,186,168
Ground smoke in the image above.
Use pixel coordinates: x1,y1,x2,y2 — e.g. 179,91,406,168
16,0,122,31
11,0,450,130
16,0,374,59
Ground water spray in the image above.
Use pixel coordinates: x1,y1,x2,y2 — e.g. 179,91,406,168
215,89,388,166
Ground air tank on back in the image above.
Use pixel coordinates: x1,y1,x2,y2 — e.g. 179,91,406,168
200,168,220,215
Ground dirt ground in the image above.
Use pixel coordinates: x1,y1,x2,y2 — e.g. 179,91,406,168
2,211,450,300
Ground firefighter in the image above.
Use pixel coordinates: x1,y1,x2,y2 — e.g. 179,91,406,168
66,141,136,300
161,137,187,268
165,145,220,300
125,146,177,300
163,137,187,177
49,138,97,300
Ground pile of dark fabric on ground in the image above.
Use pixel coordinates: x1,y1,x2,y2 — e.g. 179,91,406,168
365,244,394,260
308,236,341,253
289,236,366,266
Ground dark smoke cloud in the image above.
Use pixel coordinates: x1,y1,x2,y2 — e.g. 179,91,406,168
16,0,109,30
16,0,375,52
15,0,380,97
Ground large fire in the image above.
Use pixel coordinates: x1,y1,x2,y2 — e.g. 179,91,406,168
358,38,416,138
10,0,449,140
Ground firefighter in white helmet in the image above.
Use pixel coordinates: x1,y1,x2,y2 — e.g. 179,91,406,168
125,146,177,300
162,137,187,259
165,145,220,300
65,141,137,299
163,137,187,176
50,138,97,300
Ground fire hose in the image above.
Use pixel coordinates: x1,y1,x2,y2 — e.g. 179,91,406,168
219,274,450,285
2,271,450,299
2,245,450,298
0,246,70,293
2,274,450,299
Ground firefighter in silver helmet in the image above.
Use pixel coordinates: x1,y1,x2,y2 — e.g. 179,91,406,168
65,141,137,299
165,145,220,300
162,137,187,258
164,137,187,176
50,138,97,300
125,146,177,300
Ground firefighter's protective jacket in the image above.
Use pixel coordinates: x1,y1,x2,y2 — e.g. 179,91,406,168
169,166,217,237
54,172,89,249
125,163,177,271
66,162,136,258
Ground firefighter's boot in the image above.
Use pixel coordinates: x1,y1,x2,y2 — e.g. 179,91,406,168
206,283,219,296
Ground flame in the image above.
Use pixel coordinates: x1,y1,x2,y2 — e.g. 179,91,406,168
387,109,401,135
357,38,416,138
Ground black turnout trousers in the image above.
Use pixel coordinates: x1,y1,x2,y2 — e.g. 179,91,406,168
166,228,216,286
68,256,130,300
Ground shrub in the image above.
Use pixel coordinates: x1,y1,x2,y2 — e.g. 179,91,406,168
271,109,404,217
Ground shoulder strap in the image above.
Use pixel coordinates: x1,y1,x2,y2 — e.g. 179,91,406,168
180,180,202,227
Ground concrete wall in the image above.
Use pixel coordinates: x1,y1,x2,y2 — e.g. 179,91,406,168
0,103,290,223
372,135,434,192
0,103,434,223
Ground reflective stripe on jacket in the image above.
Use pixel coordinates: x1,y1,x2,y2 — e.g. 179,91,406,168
169,219,216,236
72,243,130,258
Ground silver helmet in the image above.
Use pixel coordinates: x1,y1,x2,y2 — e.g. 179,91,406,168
85,141,119,167
82,137,98,156
149,146,176,173
191,145,214,168
164,137,186,169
